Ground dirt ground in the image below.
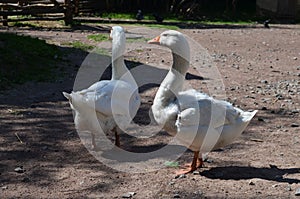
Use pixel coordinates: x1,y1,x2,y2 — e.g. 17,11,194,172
0,23,299,198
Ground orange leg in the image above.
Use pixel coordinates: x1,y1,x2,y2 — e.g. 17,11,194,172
176,151,203,175
91,133,97,150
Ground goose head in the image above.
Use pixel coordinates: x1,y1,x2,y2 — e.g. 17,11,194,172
148,30,190,63
110,26,126,60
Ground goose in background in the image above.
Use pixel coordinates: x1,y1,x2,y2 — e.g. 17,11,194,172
153,13,164,23
63,26,140,149
136,10,144,21
148,30,257,175
264,19,271,28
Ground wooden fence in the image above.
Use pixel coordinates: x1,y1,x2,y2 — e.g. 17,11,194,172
0,0,171,26
0,0,73,26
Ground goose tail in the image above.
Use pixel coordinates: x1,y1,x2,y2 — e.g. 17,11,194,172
241,110,258,123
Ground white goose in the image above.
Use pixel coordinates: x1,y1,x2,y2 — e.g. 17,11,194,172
63,26,140,149
148,30,257,174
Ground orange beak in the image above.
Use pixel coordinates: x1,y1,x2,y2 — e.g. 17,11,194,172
148,36,160,44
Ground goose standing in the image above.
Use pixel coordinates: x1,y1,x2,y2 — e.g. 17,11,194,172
63,26,140,149
148,30,257,174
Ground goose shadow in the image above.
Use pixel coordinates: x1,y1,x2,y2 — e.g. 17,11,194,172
129,63,206,93
96,144,187,163
201,166,300,184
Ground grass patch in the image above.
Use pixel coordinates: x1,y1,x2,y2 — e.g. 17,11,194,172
62,41,95,52
0,32,62,89
143,24,179,30
101,12,135,20
10,21,39,28
127,37,150,43
164,161,179,168
87,34,109,42
93,47,110,56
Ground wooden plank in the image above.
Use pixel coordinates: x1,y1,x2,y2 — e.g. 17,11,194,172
0,0,52,3
0,7,66,15
0,16,65,22
0,4,60,10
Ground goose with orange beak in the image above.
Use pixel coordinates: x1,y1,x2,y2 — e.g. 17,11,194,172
148,30,257,175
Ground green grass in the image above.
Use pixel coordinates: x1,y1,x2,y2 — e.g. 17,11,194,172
87,34,109,42
0,32,62,89
69,41,94,51
93,47,110,56
101,12,135,20
11,21,39,28
142,24,179,30
164,161,179,168
127,37,150,43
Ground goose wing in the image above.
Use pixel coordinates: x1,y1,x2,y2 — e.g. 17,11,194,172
78,80,140,117
176,89,241,129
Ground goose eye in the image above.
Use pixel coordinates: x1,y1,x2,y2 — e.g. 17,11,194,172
161,33,168,37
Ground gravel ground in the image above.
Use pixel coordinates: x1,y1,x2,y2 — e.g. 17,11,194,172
0,23,299,198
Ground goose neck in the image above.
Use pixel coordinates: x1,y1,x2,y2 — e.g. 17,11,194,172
111,55,128,80
171,52,189,75
153,53,189,108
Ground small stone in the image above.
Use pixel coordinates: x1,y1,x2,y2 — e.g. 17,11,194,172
249,180,255,185
261,80,268,84
175,174,186,179
1,186,8,190
122,192,136,198
14,166,25,173
193,190,203,195
272,184,279,188
291,123,299,127
295,188,300,196
173,193,181,198
122,193,131,198
286,186,292,191
275,94,283,100
169,181,175,186
193,171,200,175
293,57,298,60
292,110,299,114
